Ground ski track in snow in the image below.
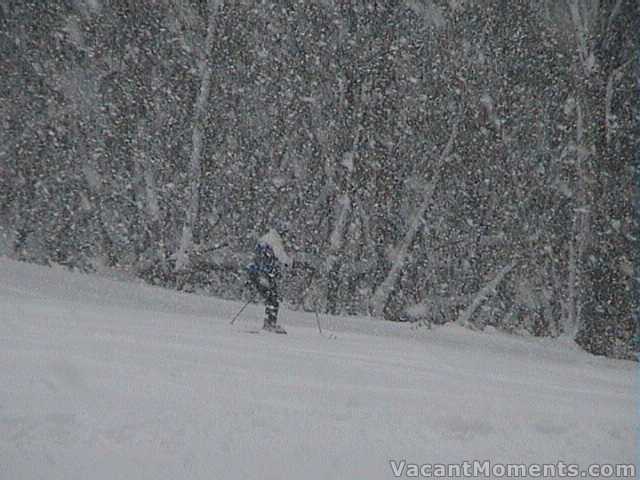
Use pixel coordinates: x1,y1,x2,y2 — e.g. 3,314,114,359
0,258,636,480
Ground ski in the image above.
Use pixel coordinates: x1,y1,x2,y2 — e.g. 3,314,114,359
243,327,287,335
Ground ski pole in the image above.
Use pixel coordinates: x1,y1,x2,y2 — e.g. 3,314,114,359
315,304,333,337
314,309,323,335
314,307,336,339
230,300,251,325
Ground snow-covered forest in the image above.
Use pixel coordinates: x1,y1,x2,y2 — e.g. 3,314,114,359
0,0,638,359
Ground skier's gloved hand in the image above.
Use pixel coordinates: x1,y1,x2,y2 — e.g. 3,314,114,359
258,275,272,288
270,263,282,278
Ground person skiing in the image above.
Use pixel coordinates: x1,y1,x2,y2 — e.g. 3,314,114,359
246,224,292,334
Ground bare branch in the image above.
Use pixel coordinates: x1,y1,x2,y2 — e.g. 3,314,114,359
456,261,517,329
369,118,459,318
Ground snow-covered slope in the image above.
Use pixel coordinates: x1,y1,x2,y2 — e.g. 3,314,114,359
0,258,635,479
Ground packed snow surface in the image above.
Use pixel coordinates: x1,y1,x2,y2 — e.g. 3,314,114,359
0,258,635,479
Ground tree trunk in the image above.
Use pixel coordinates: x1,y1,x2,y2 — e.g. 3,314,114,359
369,120,458,318
565,100,590,338
175,3,217,272
565,0,636,358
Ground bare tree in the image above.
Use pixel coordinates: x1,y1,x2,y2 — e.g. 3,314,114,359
370,120,458,318
175,0,220,271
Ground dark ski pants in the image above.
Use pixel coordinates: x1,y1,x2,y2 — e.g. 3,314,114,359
249,271,279,324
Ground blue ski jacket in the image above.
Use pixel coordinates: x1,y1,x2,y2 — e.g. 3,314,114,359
247,243,281,278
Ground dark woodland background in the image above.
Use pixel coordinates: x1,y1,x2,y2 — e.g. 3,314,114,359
0,0,638,359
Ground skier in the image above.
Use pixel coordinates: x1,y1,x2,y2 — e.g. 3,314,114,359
246,224,292,334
